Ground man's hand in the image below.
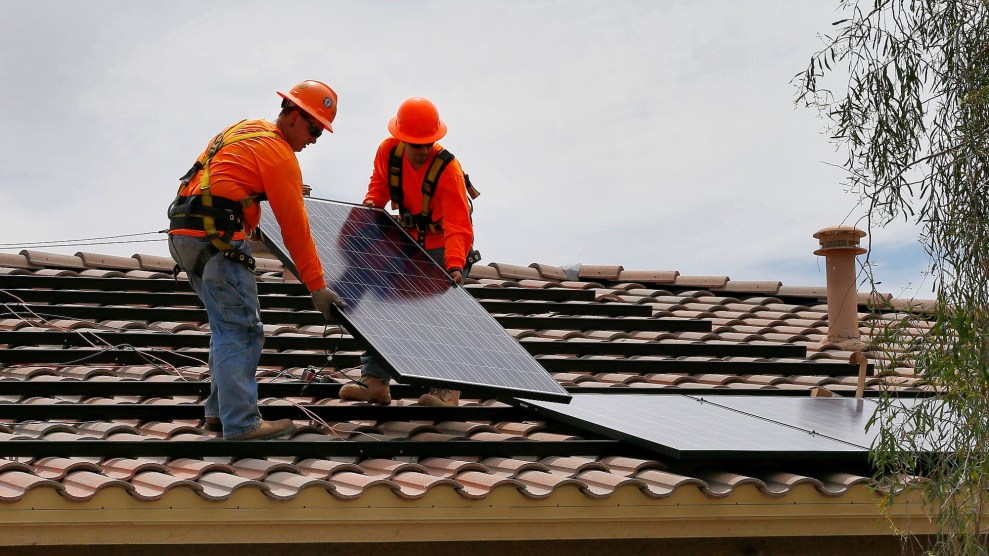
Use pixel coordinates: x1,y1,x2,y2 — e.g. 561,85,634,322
311,287,346,320
449,269,463,285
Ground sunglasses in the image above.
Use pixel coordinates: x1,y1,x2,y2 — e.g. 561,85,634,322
408,142,434,149
295,109,323,138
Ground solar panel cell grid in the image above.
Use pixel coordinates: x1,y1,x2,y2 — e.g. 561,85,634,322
259,198,570,402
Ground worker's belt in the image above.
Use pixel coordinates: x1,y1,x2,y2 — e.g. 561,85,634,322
167,196,245,234
395,213,435,231
173,244,257,279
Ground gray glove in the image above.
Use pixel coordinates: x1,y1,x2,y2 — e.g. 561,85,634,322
311,287,346,320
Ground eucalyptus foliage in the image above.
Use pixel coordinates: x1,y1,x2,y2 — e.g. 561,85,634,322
796,1,989,553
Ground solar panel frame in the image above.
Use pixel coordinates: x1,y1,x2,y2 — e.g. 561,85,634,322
516,394,876,461
257,197,571,403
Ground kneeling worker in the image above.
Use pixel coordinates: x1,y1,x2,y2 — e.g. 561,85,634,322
341,97,476,407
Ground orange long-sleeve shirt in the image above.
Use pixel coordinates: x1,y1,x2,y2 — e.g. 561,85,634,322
363,138,474,271
170,120,326,292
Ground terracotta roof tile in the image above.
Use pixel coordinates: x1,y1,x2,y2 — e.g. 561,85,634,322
76,252,143,271
0,470,62,500
20,250,87,270
132,253,177,272
488,262,542,280
197,471,266,500
0,252,37,269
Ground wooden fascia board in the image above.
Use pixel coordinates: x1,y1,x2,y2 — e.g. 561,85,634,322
0,483,936,546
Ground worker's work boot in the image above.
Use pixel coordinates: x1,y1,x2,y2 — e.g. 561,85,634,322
228,419,297,441
339,376,392,405
418,388,460,407
204,417,222,433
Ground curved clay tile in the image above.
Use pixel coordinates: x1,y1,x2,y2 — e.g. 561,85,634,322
517,279,557,289
577,265,623,281
292,458,361,479
625,288,674,298
229,458,299,481
434,421,496,437
131,471,202,501
32,457,102,480
693,471,766,498
643,373,697,386
377,421,438,438
618,270,678,284
360,459,427,479
452,470,524,499
326,471,395,500
514,469,584,499
541,456,605,476
196,471,268,501
610,282,645,291
635,469,707,498
481,458,549,478
99,458,169,481
0,470,63,501
714,281,782,294
1,366,58,379
574,469,646,498
419,458,486,479
527,263,568,281
488,262,542,281
260,471,332,500
389,470,461,499
76,422,142,438
816,472,871,497
559,280,603,290
167,459,236,481
78,269,128,278
753,471,825,497
598,456,666,476
61,470,134,501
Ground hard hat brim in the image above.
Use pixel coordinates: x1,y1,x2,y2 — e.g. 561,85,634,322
388,116,446,144
278,91,335,133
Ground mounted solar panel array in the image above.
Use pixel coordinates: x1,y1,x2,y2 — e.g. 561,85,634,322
258,198,570,402
516,394,926,461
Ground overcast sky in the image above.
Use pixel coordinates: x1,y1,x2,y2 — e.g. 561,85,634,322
0,0,932,298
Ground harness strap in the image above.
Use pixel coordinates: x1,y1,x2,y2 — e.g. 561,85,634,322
170,120,277,252
387,145,456,247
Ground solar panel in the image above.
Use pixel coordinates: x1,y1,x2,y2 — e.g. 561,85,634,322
258,197,571,402
517,394,879,460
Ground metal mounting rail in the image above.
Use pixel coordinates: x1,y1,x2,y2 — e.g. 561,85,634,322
0,439,623,458
537,357,867,377
493,316,711,332
3,303,697,331
0,346,848,374
0,403,530,422
0,275,599,302
0,331,805,359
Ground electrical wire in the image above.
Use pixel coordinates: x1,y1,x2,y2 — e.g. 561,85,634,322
0,231,166,251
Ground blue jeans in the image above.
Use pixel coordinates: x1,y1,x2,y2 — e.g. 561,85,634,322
168,235,264,438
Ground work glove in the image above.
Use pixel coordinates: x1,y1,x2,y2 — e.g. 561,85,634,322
311,287,346,320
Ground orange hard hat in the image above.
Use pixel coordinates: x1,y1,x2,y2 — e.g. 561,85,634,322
388,97,447,144
277,80,338,132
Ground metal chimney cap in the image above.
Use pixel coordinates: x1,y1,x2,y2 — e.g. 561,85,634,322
813,225,866,256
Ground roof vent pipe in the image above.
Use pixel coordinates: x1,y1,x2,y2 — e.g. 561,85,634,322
813,225,867,351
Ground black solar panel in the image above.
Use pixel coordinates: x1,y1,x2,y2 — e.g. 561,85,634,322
517,394,882,460
258,198,570,402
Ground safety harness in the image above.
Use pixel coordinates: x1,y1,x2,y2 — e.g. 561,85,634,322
387,142,482,267
167,120,272,276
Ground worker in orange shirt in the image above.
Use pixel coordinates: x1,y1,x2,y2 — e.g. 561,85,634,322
168,80,346,440
340,97,477,407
